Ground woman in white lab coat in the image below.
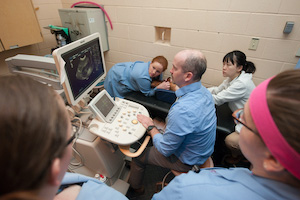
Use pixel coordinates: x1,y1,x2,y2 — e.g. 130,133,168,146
208,50,256,163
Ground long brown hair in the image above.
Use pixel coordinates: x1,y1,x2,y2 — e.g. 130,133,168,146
0,75,70,195
267,69,300,154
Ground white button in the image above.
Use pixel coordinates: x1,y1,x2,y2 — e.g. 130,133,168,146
132,119,138,124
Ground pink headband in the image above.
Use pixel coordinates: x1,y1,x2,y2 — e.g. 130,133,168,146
249,78,300,180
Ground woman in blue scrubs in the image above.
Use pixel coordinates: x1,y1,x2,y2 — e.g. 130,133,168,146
104,56,170,98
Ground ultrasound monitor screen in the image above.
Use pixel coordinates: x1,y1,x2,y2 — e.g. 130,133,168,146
61,38,104,101
95,94,114,117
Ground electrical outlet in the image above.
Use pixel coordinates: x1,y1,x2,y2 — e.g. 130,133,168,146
249,38,259,50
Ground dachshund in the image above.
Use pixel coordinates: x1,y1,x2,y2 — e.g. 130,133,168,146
151,77,178,91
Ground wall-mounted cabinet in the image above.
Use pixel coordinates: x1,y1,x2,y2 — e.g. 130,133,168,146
0,0,43,52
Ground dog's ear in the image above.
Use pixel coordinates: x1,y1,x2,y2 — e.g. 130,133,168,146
151,80,162,88
169,83,178,91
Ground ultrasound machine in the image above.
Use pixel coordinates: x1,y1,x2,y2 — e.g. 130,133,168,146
6,33,150,195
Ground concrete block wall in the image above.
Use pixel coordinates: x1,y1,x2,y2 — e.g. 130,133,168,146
1,0,299,88
61,0,300,87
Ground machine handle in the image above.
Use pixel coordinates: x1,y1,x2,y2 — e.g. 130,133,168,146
118,135,151,157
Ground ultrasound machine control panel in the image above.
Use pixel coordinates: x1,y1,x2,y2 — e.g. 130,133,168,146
88,90,149,146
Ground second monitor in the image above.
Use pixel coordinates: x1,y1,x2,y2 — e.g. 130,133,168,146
89,90,121,123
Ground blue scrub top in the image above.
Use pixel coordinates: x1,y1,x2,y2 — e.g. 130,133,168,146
152,168,300,200
60,173,128,200
104,61,162,98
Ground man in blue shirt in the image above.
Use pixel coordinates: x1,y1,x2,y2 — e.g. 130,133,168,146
128,50,216,193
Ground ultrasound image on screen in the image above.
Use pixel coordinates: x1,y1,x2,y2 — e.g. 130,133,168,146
62,38,104,100
95,94,114,117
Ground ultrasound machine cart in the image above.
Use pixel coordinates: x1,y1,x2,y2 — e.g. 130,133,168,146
51,32,150,194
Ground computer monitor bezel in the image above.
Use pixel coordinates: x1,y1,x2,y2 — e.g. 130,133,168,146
52,32,106,106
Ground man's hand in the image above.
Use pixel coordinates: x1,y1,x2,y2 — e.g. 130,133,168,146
137,114,154,128
156,81,170,90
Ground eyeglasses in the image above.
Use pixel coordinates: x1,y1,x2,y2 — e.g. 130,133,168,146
65,127,78,146
232,109,258,134
66,134,76,146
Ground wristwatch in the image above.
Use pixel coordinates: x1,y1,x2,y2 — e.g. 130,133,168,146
146,125,156,133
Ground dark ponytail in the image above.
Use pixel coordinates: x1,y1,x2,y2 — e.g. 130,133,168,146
244,61,256,74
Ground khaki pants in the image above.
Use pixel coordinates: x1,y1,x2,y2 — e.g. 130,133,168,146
225,131,242,158
128,146,192,189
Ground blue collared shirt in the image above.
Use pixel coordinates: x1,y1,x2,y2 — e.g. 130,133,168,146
152,168,300,200
153,81,216,165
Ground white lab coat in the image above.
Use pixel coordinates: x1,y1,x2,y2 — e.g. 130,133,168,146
208,71,255,112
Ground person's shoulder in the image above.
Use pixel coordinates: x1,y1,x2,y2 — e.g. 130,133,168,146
175,84,213,106
231,76,248,88
132,61,149,67
55,185,81,200
234,73,255,91
153,168,256,200
183,168,251,180
196,84,216,103
77,179,128,200
237,71,253,82
169,168,246,189
131,62,149,73
114,62,133,67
